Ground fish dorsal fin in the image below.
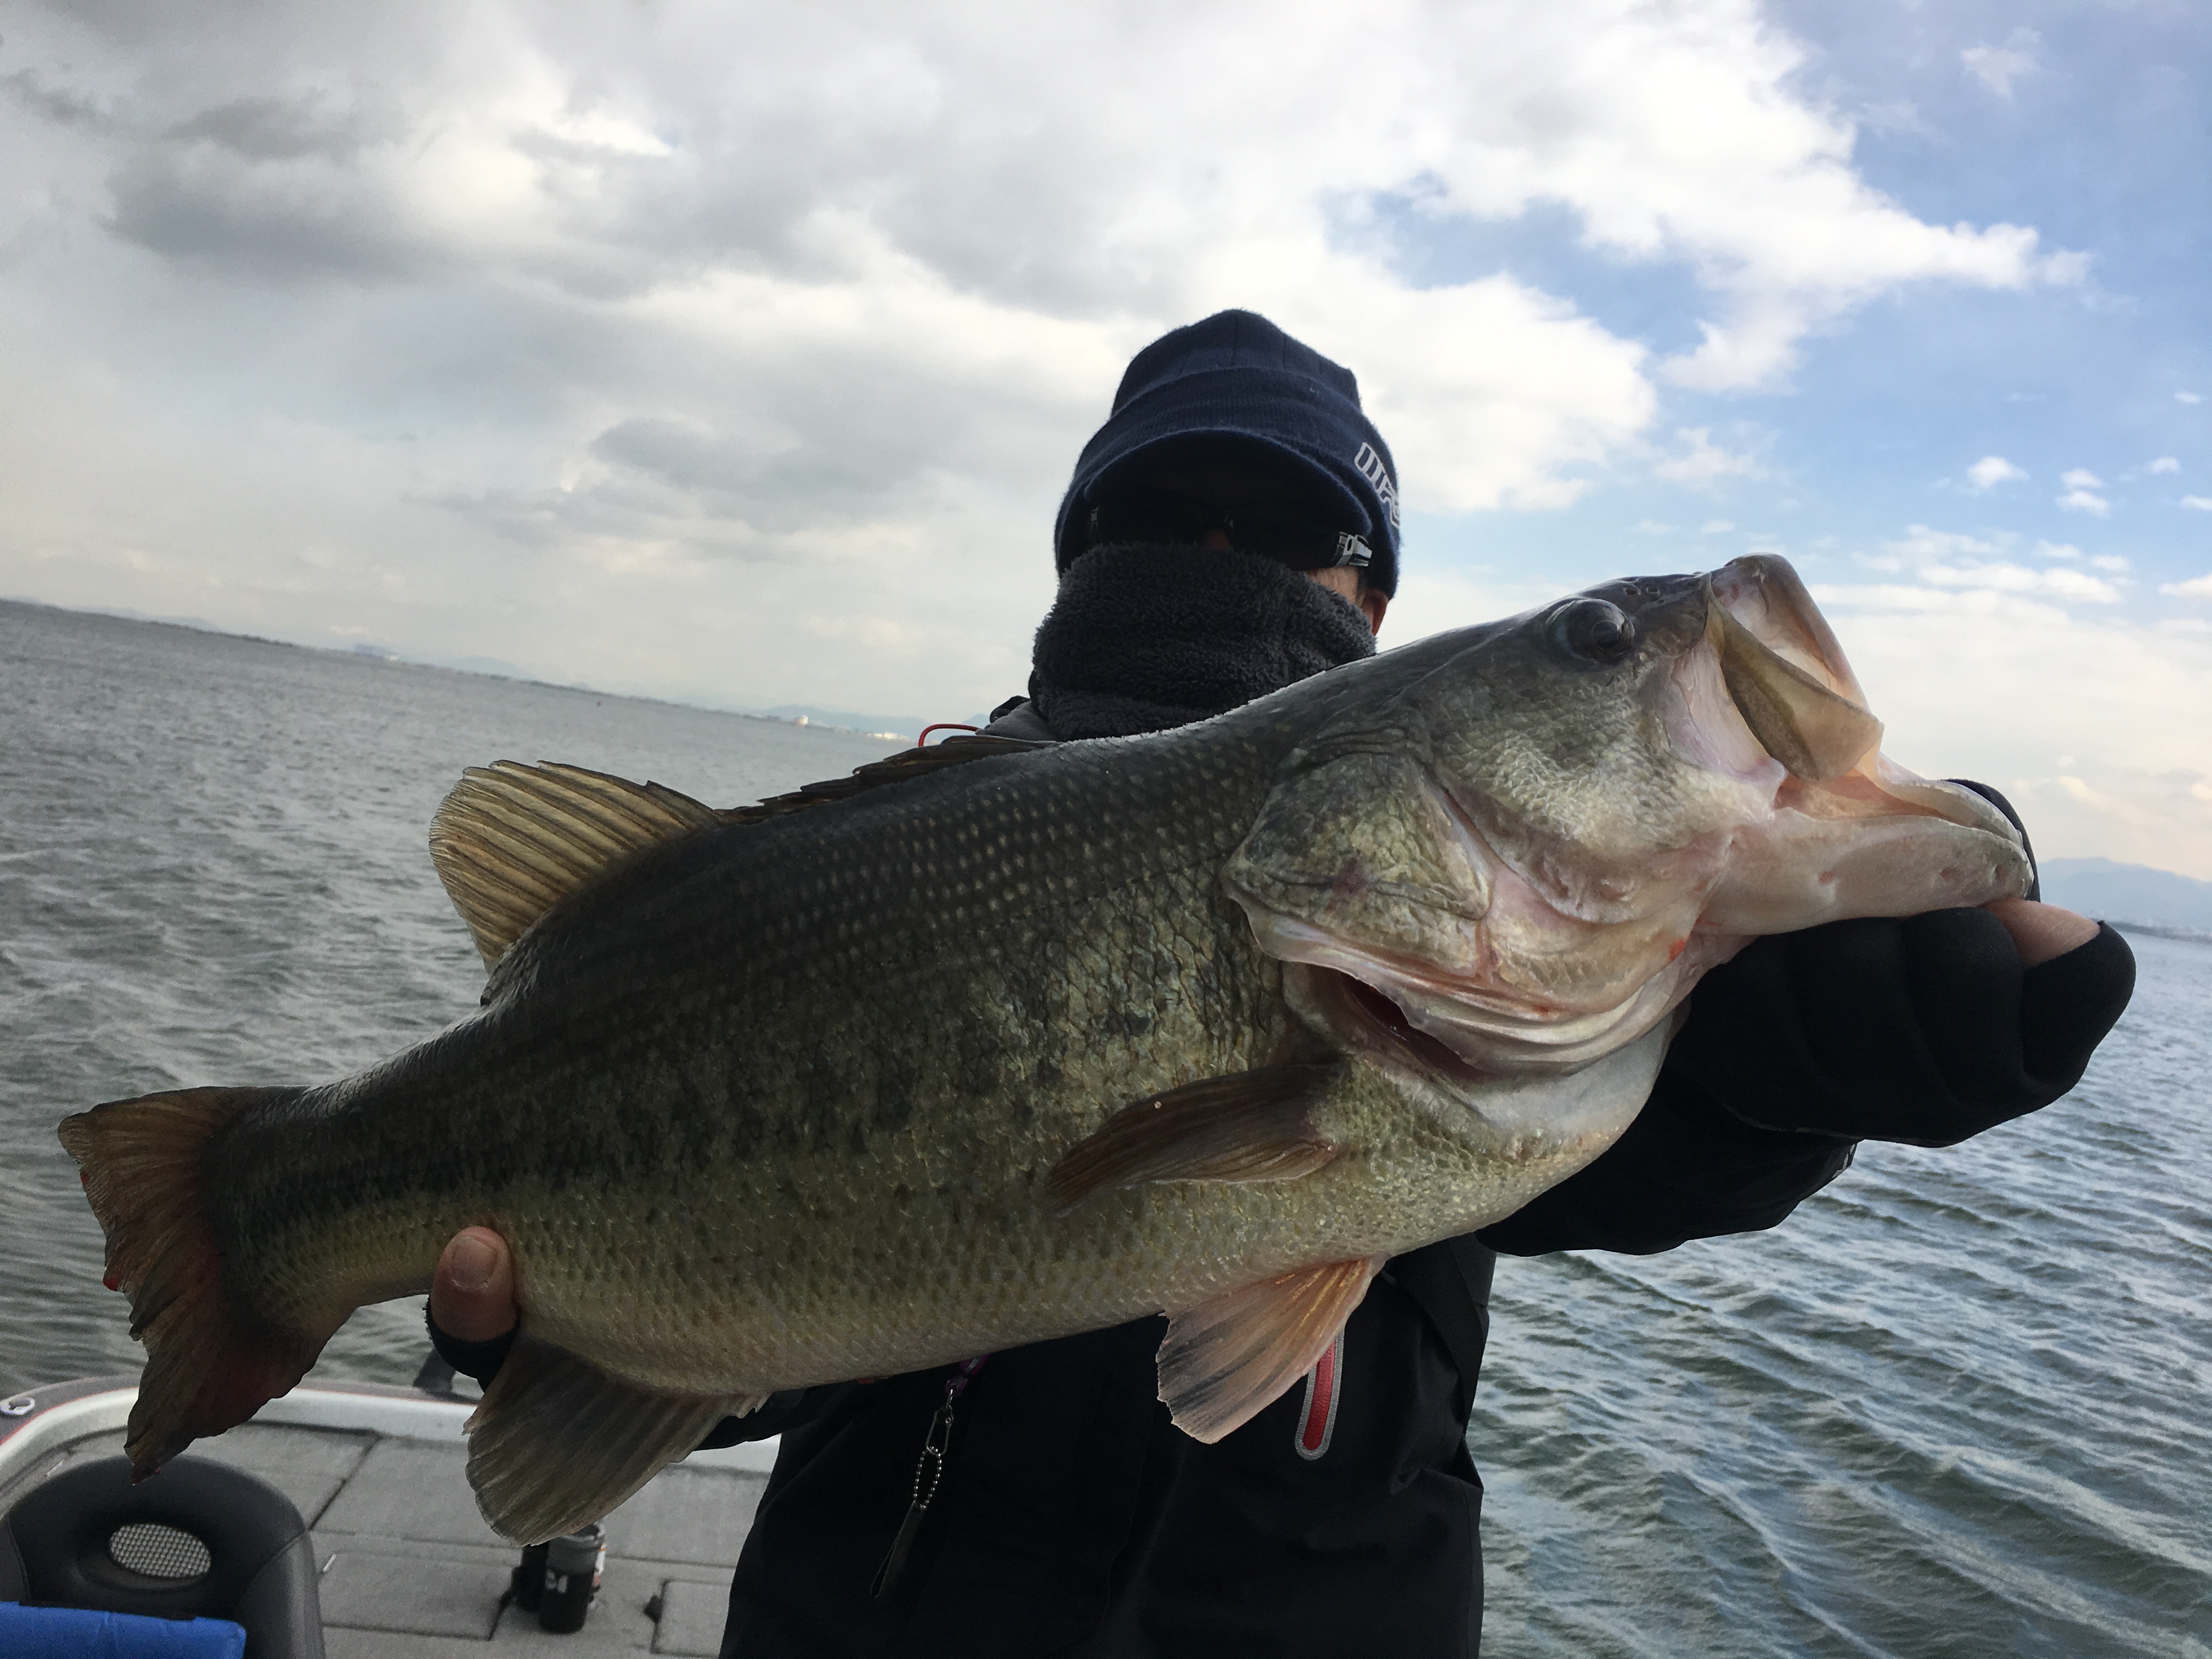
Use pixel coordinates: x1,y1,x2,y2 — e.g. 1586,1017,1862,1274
1157,1256,1383,1443
720,735,1051,826
431,760,719,968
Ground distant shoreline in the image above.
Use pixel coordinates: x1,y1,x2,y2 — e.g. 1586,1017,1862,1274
2108,919,2212,946
2,594,916,742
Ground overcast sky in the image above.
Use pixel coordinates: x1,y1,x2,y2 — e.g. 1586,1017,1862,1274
5,0,2209,875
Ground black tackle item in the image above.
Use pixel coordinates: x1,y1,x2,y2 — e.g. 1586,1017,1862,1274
0,1454,325,1659
537,1525,605,1634
510,1542,549,1611
1028,542,1376,740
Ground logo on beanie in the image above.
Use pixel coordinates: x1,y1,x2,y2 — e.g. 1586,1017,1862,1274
1353,442,1400,529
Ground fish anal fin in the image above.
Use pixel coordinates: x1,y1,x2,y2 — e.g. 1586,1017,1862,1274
58,1087,338,1478
721,735,1051,827
466,1332,764,1544
1158,1256,1383,1443
430,761,719,969
1045,1064,1345,1213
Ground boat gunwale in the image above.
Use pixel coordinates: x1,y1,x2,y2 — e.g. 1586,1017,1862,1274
0,1373,777,1493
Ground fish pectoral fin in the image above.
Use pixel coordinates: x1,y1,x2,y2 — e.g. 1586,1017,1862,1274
465,1331,765,1544
431,761,720,968
1157,1256,1383,1443
1045,1064,1346,1213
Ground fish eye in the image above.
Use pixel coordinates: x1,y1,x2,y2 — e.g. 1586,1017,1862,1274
1550,599,1636,665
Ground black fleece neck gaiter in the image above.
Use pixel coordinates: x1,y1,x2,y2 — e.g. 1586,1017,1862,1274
1028,543,1378,740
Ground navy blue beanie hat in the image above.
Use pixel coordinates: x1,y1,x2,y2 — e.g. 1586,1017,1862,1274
1053,310,1403,596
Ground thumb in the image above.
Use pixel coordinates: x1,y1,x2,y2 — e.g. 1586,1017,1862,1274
1983,898,2100,968
430,1226,518,1344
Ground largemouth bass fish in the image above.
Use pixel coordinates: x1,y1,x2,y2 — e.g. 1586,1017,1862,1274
62,556,2029,1543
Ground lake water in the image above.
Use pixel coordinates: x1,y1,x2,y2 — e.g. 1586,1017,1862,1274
4,599,2206,1655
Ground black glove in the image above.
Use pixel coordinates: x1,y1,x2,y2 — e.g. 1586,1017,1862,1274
425,1312,515,1385
1482,782,2137,1255
1669,777,2135,1143
1477,1062,1858,1255
1665,907,2134,1145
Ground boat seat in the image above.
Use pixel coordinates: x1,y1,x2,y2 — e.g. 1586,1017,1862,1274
0,1454,324,1659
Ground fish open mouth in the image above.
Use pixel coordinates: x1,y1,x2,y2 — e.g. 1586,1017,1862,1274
1277,942,1679,1092
1313,965,1496,1087
1231,551,2032,1094
1695,555,2010,838
1703,556,1882,786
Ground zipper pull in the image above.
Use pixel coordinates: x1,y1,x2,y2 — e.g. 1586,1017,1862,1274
871,1358,986,1599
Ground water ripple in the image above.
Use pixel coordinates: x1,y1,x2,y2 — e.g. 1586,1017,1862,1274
6,600,2207,1654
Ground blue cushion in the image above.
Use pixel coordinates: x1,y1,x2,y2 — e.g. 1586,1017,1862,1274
0,1602,247,1658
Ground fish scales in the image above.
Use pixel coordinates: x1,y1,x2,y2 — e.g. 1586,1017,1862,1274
60,557,2035,1541
208,713,1336,1391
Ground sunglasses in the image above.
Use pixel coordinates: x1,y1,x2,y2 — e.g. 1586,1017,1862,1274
1085,489,1373,571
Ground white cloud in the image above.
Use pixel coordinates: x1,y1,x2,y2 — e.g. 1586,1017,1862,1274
1700,520,1736,535
2147,456,2181,475
1653,426,1761,485
1386,566,1556,643
2055,470,2113,513
1810,582,2068,626
0,0,2091,719
1929,563,2122,603
1633,519,1674,534
1961,29,2041,98
1808,568,2212,876
2164,574,2212,600
2182,496,2212,511
1884,526,2001,563
1965,454,2027,491
1873,524,2120,601
1791,521,2212,871
2179,392,2205,405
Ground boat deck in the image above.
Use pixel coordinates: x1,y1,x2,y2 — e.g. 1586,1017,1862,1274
0,1376,772,1657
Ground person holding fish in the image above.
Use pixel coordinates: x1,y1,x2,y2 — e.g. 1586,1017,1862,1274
397,313,2138,1656
63,313,2131,1658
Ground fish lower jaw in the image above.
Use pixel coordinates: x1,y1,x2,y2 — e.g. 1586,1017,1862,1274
1278,958,1678,1092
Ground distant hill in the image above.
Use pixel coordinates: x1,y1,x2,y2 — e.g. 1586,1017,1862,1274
2038,858,2212,938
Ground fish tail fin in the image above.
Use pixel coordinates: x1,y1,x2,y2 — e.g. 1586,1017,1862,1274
58,1086,332,1479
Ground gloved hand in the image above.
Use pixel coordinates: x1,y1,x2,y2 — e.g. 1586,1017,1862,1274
1666,903,2134,1146
1480,783,2137,1256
